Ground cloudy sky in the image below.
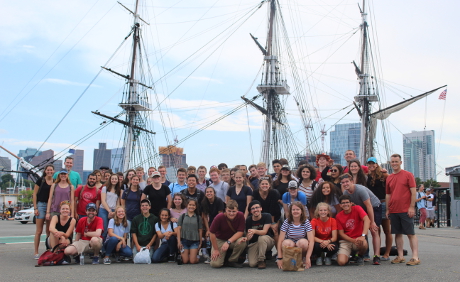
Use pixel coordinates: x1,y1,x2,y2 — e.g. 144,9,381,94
0,0,458,181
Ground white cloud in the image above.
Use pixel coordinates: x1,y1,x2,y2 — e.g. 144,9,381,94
2,138,76,150
0,129,7,134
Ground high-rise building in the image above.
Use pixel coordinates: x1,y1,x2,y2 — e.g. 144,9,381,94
0,156,12,177
17,148,41,179
93,143,111,170
111,147,124,173
403,130,436,181
30,149,54,167
159,146,187,168
330,123,361,167
70,150,84,181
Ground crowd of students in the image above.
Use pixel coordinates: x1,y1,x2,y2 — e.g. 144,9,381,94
32,150,421,268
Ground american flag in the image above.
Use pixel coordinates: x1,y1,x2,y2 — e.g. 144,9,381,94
438,89,447,100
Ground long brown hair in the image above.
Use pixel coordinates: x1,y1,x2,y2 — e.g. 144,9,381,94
105,174,121,195
54,171,71,185
114,206,128,228
287,201,307,224
369,163,385,186
348,159,367,186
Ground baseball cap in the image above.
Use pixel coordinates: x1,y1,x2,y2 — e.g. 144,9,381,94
86,203,97,211
281,165,291,171
151,171,161,177
288,180,298,189
367,157,377,164
59,170,68,174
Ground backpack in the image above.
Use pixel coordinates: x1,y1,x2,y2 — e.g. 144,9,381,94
36,244,70,266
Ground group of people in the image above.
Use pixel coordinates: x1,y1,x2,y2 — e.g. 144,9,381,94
31,150,421,268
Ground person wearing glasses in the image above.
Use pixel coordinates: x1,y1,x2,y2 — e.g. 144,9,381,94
239,200,275,269
335,195,370,266
321,164,344,191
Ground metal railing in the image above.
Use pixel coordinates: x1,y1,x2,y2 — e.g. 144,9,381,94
414,188,451,227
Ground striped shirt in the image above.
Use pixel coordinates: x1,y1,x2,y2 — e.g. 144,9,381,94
280,219,312,240
298,181,317,203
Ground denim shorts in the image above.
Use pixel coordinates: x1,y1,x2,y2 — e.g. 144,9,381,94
36,202,47,219
181,239,200,250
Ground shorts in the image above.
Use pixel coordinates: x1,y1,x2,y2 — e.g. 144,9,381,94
285,238,303,244
380,202,388,219
426,209,435,219
337,240,359,256
373,205,382,226
50,212,60,218
389,213,414,235
36,202,47,219
181,239,200,250
70,238,103,254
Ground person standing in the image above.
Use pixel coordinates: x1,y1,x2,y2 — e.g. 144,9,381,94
226,171,253,218
33,164,54,259
158,165,171,187
53,156,82,188
136,167,147,191
74,174,100,220
425,188,435,228
46,170,75,220
98,174,121,241
208,168,229,202
343,150,369,174
196,166,210,192
169,168,188,195
385,153,420,266
141,171,172,217
415,184,427,229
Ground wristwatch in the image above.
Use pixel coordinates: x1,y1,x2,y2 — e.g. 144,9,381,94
226,240,232,244
361,234,366,237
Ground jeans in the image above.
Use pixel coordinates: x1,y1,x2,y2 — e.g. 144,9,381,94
152,236,177,263
98,208,114,241
104,236,133,257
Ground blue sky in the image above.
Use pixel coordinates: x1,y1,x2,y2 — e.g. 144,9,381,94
0,0,458,181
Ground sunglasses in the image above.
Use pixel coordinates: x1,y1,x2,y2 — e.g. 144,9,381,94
331,169,339,172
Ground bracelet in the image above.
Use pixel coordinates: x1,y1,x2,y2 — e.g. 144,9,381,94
276,257,283,261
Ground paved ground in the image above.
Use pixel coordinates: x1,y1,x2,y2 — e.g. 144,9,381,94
1,220,459,281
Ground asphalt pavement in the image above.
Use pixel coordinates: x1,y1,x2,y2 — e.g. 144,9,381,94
1,220,459,281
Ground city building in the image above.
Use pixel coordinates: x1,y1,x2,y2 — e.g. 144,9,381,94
159,146,187,168
403,130,436,181
82,170,93,185
93,143,111,171
329,123,361,167
0,156,12,177
111,147,124,173
70,149,84,181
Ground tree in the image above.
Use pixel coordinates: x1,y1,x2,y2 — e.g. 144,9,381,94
424,178,440,188
415,177,423,187
19,190,34,206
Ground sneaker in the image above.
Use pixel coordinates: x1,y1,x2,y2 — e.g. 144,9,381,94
61,260,70,265
350,254,359,263
74,255,80,264
380,256,390,261
34,254,40,260
419,225,426,230
331,253,338,261
356,256,364,266
204,257,211,264
168,254,176,263
227,261,243,268
316,257,323,266
406,258,421,266
372,256,381,265
103,257,111,265
391,257,406,264
363,255,371,262
123,256,130,261
92,256,100,265
324,257,332,266
257,260,266,269
116,256,122,263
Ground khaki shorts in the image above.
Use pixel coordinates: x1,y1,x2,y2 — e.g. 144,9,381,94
70,238,102,254
337,240,359,256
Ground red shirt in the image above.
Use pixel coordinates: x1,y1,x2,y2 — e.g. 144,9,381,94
344,165,369,174
75,216,103,240
310,217,337,240
209,212,245,241
386,170,416,213
336,205,367,239
74,185,100,215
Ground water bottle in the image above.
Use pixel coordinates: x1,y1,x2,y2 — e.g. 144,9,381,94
80,254,84,265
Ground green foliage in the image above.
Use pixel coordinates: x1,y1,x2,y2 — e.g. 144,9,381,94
424,178,440,188
19,190,34,205
415,177,423,187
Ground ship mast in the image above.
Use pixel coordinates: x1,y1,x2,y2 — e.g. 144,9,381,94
354,0,377,163
249,0,290,167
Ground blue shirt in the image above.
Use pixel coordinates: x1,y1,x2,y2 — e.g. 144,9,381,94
416,192,427,209
53,170,82,188
282,191,307,206
169,182,187,195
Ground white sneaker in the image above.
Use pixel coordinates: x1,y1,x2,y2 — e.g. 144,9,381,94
204,257,211,264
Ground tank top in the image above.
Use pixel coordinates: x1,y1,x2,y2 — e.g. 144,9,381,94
51,183,71,213
54,215,74,242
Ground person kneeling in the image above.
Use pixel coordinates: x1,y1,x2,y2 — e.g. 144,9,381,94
102,206,132,264
64,203,103,265
209,200,246,268
335,195,370,266
176,199,202,264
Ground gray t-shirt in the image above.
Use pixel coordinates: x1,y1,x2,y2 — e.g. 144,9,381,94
209,181,229,202
99,186,119,210
178,213,202,241
344,184,380,211
139,181,147,191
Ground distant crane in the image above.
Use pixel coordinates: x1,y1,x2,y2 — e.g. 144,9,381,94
320,125,327,153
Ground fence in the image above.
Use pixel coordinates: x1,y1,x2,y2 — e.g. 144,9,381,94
415,188,451,227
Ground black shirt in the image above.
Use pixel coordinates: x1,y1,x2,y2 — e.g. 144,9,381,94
367,175,386,200
204,197,225,226
252,189,281,222
143,184,171,217
181,188,205,213
36,177,52,203
245,213,273,244
273,182,288,200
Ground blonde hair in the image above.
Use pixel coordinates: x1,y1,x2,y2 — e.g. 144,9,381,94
114,206,128,228
314,202,331,218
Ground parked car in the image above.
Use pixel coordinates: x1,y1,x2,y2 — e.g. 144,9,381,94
15,207,36,224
